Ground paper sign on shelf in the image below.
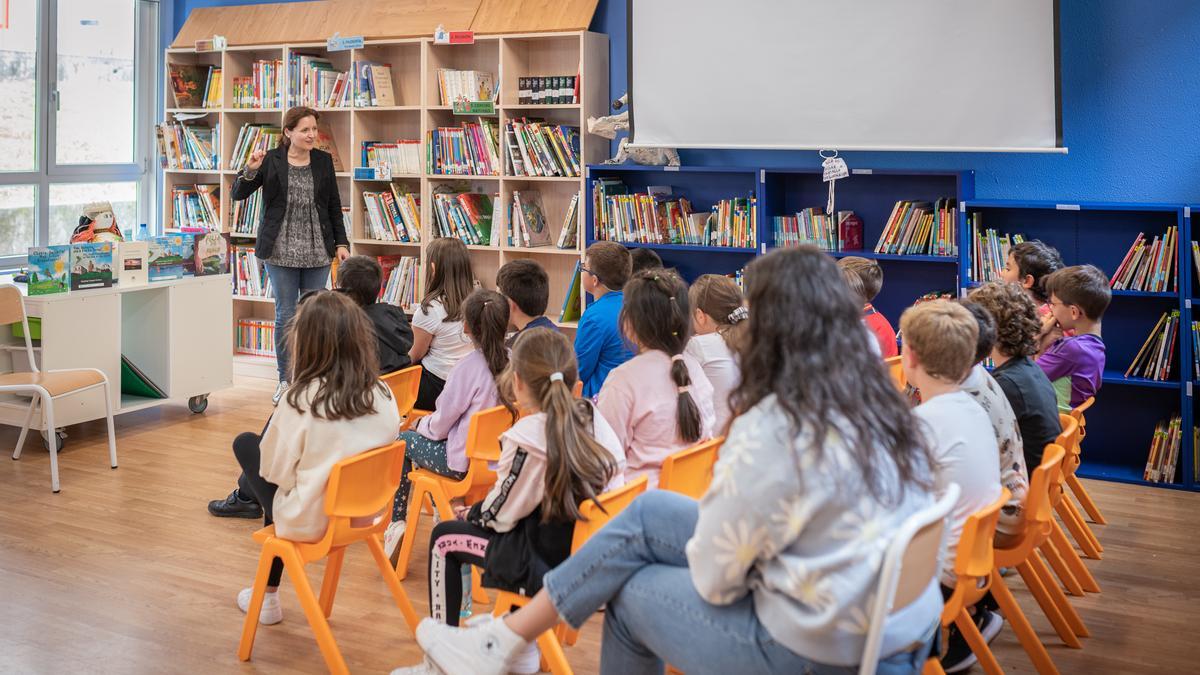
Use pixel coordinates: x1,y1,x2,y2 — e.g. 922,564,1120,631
434,24,474,44
822,156,849,182
452,101,495,115
195,35,227,52
327,32,364,52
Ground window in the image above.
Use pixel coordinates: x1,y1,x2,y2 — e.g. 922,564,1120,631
0,0,156,268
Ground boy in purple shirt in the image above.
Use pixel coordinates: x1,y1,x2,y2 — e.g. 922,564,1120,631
1036,265,1110,411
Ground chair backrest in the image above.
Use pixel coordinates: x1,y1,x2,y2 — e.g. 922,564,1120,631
1019,444,1066,544
465,404,515,465
570,475,649,553
381,365,422,419
1056,414,1081,472
318,440,408,550
659,437,723,499
884,355,906,390
943,488,1011,621
0,285,36,372
1069,397,1094,440
857,484,959,675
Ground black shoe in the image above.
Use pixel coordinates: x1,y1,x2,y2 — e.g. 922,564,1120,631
977,609,1004,645
208,489,263,519
940,623,978,674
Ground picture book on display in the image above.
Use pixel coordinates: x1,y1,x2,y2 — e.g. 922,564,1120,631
168,63,213,108
118,241,149,288
27,246,71,295
193,231,230,276
148,235,192,281
69,242,114,291
315,122,344,172
558,261,581,323
512,191,552,248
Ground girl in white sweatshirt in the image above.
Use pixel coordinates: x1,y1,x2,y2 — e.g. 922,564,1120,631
233,291,401,625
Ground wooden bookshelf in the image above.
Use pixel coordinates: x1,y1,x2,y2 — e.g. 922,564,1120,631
162,31,608,368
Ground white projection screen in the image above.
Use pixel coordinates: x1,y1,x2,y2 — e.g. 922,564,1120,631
628,0,1064,153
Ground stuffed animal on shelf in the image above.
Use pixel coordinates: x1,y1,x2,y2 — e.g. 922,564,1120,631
71,202,125,244
587,93,681,167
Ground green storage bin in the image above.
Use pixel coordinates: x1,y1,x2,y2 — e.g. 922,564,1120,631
12,317,41,340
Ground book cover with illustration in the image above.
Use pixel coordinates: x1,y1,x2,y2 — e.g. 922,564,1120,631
192,231,230,276
148,235,190,281
69,242,114,290
514,191,551,247
27,246,71,295
168,63,211,108
316,122,344,172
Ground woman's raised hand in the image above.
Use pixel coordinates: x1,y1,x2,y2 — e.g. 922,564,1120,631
246,149,266,172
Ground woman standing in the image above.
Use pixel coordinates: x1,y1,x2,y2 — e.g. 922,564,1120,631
232,106,351,403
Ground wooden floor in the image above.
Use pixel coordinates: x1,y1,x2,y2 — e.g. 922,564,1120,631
1,378,1198,674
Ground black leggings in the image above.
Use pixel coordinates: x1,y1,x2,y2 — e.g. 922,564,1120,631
415,367,446,411
428,519,496,626
233,429,284,587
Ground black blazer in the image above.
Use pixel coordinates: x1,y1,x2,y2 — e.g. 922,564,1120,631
231,146,349,260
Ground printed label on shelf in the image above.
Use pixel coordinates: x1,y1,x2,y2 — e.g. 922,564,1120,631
1055,203,1080,211
195,36,227,52
452,100,496,115
851,168,873,175
326,33,364,51
434,26,474,44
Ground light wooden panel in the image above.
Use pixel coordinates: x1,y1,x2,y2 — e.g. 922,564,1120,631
471,0,600,34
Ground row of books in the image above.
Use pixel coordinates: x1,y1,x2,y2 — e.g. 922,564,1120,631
432,192,494,244
231,191,262,234
873,199,957,257
378,256,419,309
591,180,756,248
517,76,578,105
288,54,351,108
426,120,502,176
229,124,282,171
970,214,1025,283
236,319,276,357
28,234,229,296
773,209,863,251
171,185,220,231
362,140,422,176
1110,227,1178,292
362,188,422,242
354,61,398,107
436,69,496,106
156,122,218,171
167,63,222,109
231,59,285,109
1143,415,1182,483
1126,311,1179,381
504,119,581,177
233,245,272,297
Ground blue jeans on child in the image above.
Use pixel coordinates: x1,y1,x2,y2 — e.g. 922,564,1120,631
542,490,934,675
264,262,330,380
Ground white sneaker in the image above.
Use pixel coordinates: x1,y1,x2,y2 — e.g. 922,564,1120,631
390,657,446,675
272,381,288,406
417,616,527,675
465,614,540,674
385,519,407,565
237,587,283,625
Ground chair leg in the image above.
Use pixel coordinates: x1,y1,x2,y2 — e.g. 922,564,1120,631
1065,473,1107,525
1016,560,1082,648
535,626,573,675
1058,498,1102,558
1039,536,1084,597
44,397,59,493
1067,497,1104,554
471,565,490,606
319,547,347,618
989,571,1060,675
1050,521,1100,593
1029,552,1089,640
238,542,284,661
102,380,117,469
396,483,429,579
366,533,421,635
953,607,1004,675
12,397,36,460
922,658,947,675
284,546,350,675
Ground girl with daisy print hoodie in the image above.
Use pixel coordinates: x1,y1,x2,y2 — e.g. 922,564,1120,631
392,247,941,675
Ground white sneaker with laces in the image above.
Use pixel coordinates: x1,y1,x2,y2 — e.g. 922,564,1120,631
385,519,407,565
272,381,288,406
237,587,283,625
417,616,527,675
390,656,446,675
465,614,540,674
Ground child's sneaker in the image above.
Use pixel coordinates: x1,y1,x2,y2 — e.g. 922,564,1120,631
272,381,288,406
417,616,526,675
466,614,540,674
237,587,282,625
390,657,446,675
385,520,407,565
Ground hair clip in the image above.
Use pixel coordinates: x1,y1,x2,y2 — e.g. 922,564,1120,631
727,306,749,324
677,385,691,394
548,372,564,382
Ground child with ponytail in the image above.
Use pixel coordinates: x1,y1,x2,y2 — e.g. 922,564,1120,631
599,269,715,488
686,274,746,432
384,288,513,561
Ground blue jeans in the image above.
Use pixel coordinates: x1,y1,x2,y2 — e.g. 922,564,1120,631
542,490,933,675
264,262,330,380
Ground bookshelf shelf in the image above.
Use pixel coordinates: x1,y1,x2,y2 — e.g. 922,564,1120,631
501,246,581,256
355,105,423,112
1110,289,1179,298
165,108,218,114
233,296,275,304
226,108,285,113
504,104,581,111
506,175,581,182
165,169,221,175
824,250,958,264
1101,372,1181,389
351,238,421,249
426,174,502,180
622,242,759,254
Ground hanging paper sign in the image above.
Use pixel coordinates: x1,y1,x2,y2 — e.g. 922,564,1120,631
452,101,496,115
327,33,364,52
822,155,849,182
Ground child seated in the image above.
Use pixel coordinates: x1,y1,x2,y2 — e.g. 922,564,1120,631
337,255,414,373
496,259,560,345
685,274,746,432
629,247,663,275
900,300,1002,672
418,328,625,673
384,289,513,561
233,292,401,625
1036,265,1110,411
410,237,478,410
838,256,897,357
599,269,715,487
1001,240,1065,357
969,281,1063,469
575,242,635,398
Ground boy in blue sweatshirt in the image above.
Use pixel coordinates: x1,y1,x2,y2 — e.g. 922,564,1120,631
575,241,634,398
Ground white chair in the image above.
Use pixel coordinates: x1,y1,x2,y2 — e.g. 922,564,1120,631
1,285,117,492
857,483,960,675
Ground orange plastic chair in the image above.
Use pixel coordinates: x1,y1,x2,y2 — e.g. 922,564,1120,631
382,365,422,419
1065,398,1106,525
490,476,650,675
659,437,723,499
1054,411,1103,560
989,445,1081,675
394,405,514,580
572,379,583,399
237,441,420,674
1042,415,1101,595
884,355,906,390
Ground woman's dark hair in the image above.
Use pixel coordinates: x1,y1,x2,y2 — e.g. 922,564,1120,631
281,106,319,147
512,328,617,522
336,255,382,307
620,269,702,444
462,289,516,417
958,300,998,364
422,237,475,321
285,291,389,420
731,247,934,503
1009,240,1064,303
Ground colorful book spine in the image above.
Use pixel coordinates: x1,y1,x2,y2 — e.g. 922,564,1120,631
232,245,272,297
517,75,579,105
1143,415,1182,483
968,212,1025,282
236,319,276,357
426,119,501,176
1124,311,1179,381
1109,227,1177,292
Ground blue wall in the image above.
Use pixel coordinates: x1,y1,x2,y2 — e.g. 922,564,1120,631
174,0,1200,203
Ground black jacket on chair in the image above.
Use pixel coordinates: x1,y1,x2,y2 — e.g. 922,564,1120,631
230,145,349,260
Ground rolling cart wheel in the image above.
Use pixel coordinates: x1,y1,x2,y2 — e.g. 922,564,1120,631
41,429,68,452
188,395,209,414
